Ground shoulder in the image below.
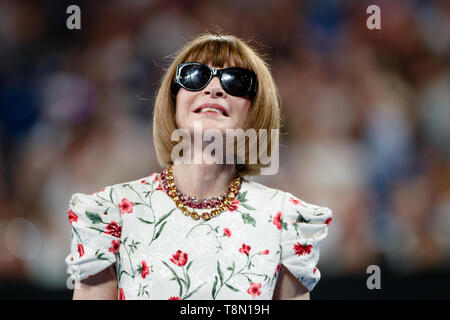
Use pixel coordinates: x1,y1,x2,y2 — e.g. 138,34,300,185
243,177,332,222
242,177,285,203
70,173,159,205
97,173,159,194
242,176,302,204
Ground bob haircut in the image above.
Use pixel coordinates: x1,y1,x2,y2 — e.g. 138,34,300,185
152,32,281,177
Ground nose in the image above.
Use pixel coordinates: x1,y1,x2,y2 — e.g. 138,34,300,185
202,76,226,98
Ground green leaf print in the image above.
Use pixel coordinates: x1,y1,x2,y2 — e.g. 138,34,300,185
148,208,175,246
153,221,167,240
212,252,269,298
241,212,256,227
270,190,279,200
212,275,218,299
217,261,224,286
185,270,191,290
179,278,188,287
85,211,104,224
156,207,176,227
225,283,239,292
72,227,83,244
119,270,130,279
183,282,206,300
138,283,150,298
95,200,104,207
138,217,154,224
95,249,113,262
240,203,255,211
237,191,248,202
162,261,183,298
296,210,311,223
128,240,140,254
109,187,114,203
88,226,106,233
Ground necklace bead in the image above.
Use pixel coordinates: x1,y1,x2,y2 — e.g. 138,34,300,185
161,164,242,221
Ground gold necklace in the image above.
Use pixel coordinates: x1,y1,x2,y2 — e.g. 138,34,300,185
160,165,242,221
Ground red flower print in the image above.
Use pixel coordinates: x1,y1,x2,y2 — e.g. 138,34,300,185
223,228,232,237
118,288,126,300
68,209,78,224
275,263,281,274
273,212,282,230
118,198,134,214
105,221,122,238
247,282,262,298
227,199,239,212
260,249,270,255
239,243,251,256
140,179,146,184
78,244,84,257
109,240,120,255
313,267,318,274
294,243,313,256
169,296,180,300
154,175,163,191
325,218,332,225
141,260,150,279
289,197,303,206
170,250,188,267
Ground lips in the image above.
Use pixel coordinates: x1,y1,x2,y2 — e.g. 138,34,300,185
193,103,229,117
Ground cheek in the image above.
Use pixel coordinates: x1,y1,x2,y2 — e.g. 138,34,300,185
174,90,194,124
175,91,191,114
234,100,252,120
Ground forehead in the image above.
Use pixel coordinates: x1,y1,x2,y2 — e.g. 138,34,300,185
183,40,252,70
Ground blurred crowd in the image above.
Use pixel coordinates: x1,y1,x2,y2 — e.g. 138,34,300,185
0,0,449,291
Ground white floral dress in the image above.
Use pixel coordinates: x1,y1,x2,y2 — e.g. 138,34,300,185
65,173,332,300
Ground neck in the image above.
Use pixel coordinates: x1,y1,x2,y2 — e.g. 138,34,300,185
172,163,237,199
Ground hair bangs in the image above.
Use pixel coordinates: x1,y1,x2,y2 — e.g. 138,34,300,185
183,37,252,71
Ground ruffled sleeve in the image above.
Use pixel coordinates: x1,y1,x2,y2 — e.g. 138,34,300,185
65,187,122,281
280,192,332,291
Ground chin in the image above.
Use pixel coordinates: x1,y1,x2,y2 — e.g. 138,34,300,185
183,118,234,132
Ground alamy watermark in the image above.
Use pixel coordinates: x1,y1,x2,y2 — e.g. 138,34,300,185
66,5,81,30
366,5,381,30
170,121,279,175
366,265,381,290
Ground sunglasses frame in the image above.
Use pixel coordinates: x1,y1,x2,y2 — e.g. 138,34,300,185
174,62,258,98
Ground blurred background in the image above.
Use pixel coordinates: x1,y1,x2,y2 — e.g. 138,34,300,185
0,0,449,299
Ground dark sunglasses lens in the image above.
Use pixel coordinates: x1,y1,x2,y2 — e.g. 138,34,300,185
221,69,253,96
179,64,211,90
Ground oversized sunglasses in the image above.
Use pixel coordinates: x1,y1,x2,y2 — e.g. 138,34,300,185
172,62,258,98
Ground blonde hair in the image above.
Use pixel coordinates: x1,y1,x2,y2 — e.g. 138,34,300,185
152,32,281,176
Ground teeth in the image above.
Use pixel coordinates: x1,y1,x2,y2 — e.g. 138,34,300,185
199,107,224,115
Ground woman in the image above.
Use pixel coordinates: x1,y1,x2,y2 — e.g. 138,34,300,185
65,33,332,300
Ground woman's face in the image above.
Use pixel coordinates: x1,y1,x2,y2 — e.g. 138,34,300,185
174,61,252,134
